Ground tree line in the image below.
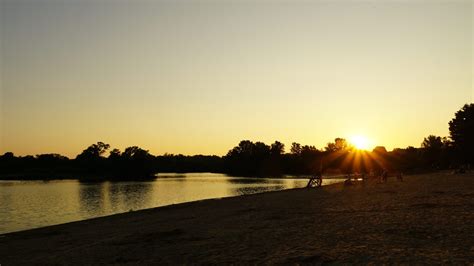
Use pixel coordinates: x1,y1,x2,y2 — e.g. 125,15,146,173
0,103,472,180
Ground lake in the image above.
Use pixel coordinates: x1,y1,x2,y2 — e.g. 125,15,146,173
0,173,343,234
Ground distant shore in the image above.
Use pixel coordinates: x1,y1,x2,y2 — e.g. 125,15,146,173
0,172,338,181
1,172,473,264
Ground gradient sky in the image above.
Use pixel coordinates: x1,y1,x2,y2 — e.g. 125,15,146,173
1,0,472,157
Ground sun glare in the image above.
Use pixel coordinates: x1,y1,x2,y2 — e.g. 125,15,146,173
350,135,371,150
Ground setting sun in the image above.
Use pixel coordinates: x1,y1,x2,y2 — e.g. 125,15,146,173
350,135,371,150
0,1,472,264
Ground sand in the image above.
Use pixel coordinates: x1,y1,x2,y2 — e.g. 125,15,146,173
0,172,473,264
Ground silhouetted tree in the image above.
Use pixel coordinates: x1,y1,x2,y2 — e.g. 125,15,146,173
225,140,273,176
2,152,14,159
117,146,155,177
301,145,319,155
449,103,474,164
122,146,150,160
391,146,424,172
36,154,69,161
4,120,473,180
300,145,322,173
323,138,352,173
76,142,110,160
155,154,224,173
109,148,121,159
74,142,111,175
422,135,443,150
229,140,255,157
290,142,302,155
270,141,285,156
421,135,443,168
370,146,389,172
372,146,388,154
0,152,18,175
225,140,257,175
325,138,351,152
254,142,271,158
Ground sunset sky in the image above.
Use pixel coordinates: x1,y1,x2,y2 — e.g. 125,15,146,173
1,0,472,157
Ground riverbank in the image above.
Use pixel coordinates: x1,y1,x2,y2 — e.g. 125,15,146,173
0,172,309,181
1,172,473,264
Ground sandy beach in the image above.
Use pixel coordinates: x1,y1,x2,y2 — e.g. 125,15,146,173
1,172,473,264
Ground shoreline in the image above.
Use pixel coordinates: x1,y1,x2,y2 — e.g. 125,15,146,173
1,172,473,264
0,173,343,183
0,170,440,181
0,177,345,235
0,187,304,236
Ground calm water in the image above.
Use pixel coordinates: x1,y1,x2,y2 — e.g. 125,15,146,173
0,173,342,234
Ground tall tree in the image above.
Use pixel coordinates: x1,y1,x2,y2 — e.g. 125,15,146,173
421,135,443,168
449,104,474,164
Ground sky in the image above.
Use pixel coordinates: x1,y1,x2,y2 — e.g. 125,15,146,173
0,0,472,157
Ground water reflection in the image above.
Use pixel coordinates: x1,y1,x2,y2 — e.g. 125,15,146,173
226,177,308,195
225,178,281,184
78,182,106,216
0,174,343,234
78,181,153,216
157,174,186,179
108,182,153,212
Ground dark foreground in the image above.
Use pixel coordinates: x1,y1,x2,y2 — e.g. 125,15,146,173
1,173,473,264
